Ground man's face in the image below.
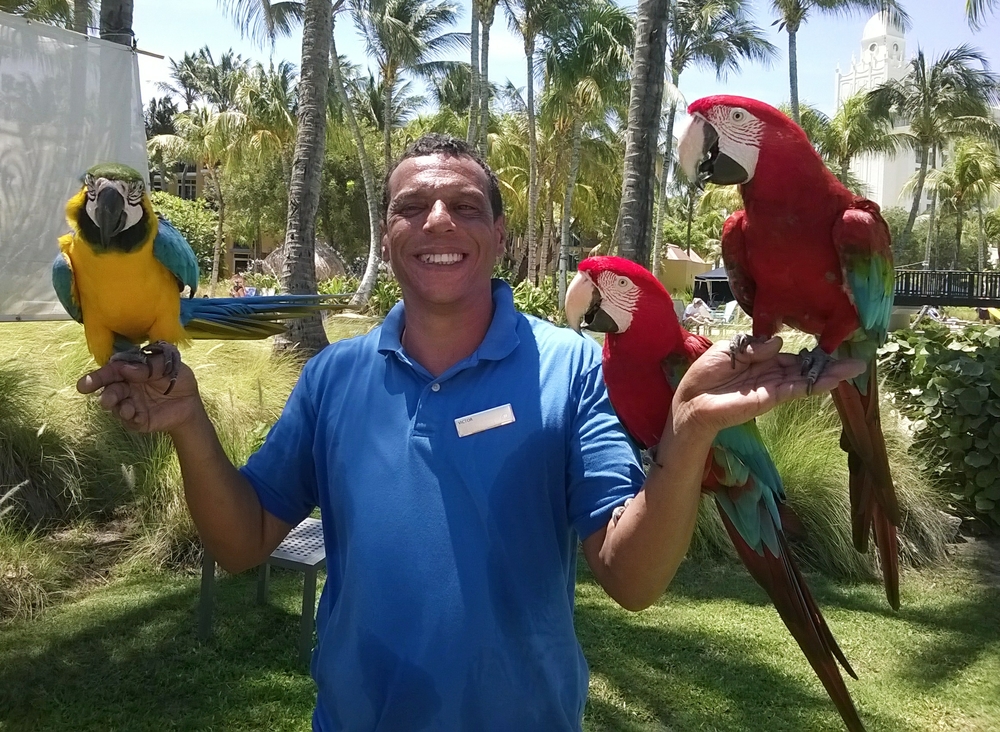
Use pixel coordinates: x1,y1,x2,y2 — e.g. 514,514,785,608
382,154,505,311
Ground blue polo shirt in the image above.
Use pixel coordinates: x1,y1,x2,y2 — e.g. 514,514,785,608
241,279,644,731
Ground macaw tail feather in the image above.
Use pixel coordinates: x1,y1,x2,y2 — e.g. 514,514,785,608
179,294,355,340
831,362,901,610
718,507,867,732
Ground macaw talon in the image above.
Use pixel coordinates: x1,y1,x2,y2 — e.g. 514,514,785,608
729,333,764,369
798,346,833,396
140,340,182,395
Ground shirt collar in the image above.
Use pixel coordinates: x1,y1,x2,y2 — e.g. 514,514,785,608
377,279,520,365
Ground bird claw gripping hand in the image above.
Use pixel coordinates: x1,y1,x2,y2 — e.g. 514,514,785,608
108,340,182,395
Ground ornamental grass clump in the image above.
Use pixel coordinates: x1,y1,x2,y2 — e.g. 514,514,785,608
688,376,953,581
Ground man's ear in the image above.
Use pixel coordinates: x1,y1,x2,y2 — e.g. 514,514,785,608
493,215,507,258
380,222,389,261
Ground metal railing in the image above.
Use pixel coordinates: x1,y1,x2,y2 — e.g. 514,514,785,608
894,270,1000,307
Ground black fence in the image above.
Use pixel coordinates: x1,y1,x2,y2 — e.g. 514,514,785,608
894,270,1000,307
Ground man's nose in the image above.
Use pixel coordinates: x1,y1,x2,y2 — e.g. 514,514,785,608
424,200,455,231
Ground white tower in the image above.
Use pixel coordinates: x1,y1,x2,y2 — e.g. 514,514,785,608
834,13,920,212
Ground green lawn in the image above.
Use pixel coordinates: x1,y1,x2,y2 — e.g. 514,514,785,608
1,543,997,732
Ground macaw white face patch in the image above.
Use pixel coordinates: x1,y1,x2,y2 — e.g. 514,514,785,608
455,403,515,437
703,106,765,182
84,175,145,233
595,270,640,333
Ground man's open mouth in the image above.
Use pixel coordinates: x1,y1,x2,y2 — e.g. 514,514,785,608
419,253,465,265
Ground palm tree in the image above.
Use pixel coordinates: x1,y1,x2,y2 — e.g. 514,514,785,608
0,0,72,24
158,52,208,111
652,0,775,272
543,0,632,304
349,0,467,173
194,47,250,112
770,1,908,124
967,0,999,29
231,60,298,182
468,0,480,143
221,0,333,356
330,3,383,308
819,91,904,185
868,44,1000,254
74,0,90,32
473,0,500,156
922,138,1000,269
144,96,179,139
99,0,132,45
502,0,565,279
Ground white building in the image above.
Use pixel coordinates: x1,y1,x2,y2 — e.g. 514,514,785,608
834,12,928,213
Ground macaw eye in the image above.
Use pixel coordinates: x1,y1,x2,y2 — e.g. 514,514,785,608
126,181,144,204
731,109,745,122
84,174,97,200
616,277,629,289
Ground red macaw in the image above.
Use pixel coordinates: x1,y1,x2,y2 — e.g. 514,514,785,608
565,255,865,732
677,95,901,611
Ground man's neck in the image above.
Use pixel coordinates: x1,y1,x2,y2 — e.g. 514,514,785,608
401,289,496,378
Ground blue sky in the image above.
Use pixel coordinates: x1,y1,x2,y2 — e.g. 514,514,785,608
134,0,996,121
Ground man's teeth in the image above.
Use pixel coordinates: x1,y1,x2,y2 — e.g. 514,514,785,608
420,253,464,264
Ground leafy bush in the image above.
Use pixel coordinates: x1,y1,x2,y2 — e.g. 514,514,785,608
318,275,360,296
241,272,279,292
512,277,562,322
150,192,217,275
688,393,952,579
881,322,1000,529
366,275,402,317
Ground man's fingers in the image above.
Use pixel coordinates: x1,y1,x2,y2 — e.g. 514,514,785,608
98,382,130,411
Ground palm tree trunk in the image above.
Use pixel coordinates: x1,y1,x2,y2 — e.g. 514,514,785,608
526,36,540,283
908,145,930,255
955,207,964,269
616,0,670,266
559,118,584,306
383,70,394,175
74,0,89,33
99,0,133,45
978,200,986,271
207,166,224,297
274,0,332,357
787,24,800,125
652,96,678,277
478,5,495,158
924,190,938,269
468,6,480,144
685,186,695,255
332,20,382,308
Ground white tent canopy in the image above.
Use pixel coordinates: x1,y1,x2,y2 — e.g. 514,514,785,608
0,12,147,320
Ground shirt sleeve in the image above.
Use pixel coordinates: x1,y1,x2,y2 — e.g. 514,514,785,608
239,359,321,526
566,358,645,540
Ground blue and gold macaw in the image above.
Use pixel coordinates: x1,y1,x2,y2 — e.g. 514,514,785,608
53,163,350,392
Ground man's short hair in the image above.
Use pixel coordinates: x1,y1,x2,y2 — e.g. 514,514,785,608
382,134,504,222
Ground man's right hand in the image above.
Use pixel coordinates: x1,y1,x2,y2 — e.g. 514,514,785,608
77,355,204,435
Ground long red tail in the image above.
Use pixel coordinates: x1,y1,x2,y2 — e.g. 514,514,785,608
719,508,866,732
830,362,901,610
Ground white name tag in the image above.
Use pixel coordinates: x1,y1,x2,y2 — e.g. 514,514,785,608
455,404,515,438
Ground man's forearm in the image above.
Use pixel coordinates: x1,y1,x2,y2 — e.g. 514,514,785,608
585,417,713,611
170,408,289,573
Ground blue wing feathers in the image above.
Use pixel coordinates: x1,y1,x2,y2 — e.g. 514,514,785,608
180,294,343,339
51,253,83,323
153,215,200,295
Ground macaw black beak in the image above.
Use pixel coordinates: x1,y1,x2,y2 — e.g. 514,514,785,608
697,121,749,186
95,186,127,247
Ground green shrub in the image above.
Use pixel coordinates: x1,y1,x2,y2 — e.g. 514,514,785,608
512,277,562,322
241,272,279,292
688,391,953,579
318,275,360,296
881,322,1000,529
366,276,403,317
149,192,217,275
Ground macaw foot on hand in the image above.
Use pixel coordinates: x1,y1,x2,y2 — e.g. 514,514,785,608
728,333,767,369
109,340,182,395
798,345,833,395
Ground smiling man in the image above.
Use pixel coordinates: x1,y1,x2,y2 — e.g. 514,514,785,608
77,134,863,731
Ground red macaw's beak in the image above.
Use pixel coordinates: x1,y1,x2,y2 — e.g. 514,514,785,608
677,114,749,186
564,271,619,334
